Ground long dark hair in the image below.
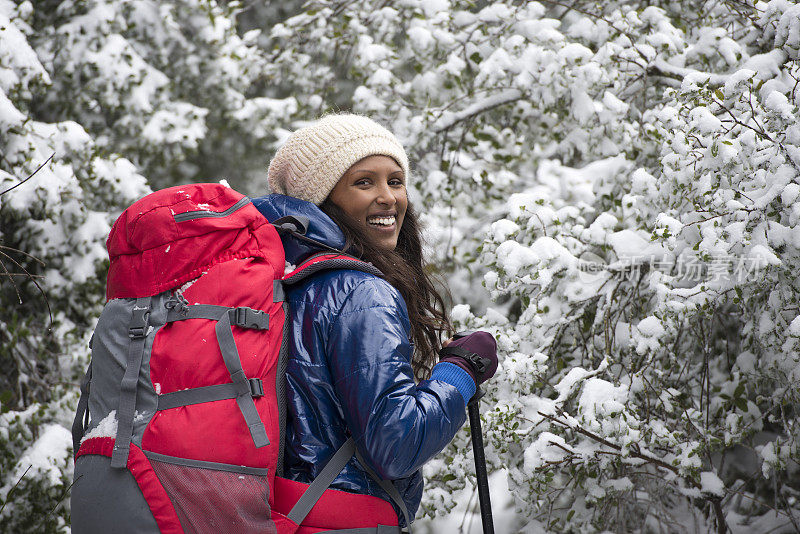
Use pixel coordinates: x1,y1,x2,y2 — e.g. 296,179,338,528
320,199,452,379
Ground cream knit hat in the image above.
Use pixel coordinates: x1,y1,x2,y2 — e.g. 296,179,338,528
267,114,410,206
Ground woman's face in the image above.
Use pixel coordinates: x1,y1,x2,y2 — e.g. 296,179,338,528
328,155,408,251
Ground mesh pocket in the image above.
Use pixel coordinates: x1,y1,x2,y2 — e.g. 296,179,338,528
146,452,277,534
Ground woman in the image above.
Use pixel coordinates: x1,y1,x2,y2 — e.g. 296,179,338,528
252,113,498,529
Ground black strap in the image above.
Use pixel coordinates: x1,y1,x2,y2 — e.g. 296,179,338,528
439,346,491,380
272,215,310,235
156,380,264,410
71,362,92,457
287,437,357,526
111,297,152,468
274,222,352,255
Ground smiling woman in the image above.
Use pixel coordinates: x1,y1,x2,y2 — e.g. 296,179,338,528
257,113,499,531
328,154,408,250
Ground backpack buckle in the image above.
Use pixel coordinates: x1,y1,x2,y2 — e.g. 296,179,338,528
129,305,151,339
230,307,269,330
248,378,264,398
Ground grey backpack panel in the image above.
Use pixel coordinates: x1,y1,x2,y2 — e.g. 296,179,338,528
71,454,159,533
85,293,169,444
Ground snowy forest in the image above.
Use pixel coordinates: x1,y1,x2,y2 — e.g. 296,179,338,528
2,0,800,532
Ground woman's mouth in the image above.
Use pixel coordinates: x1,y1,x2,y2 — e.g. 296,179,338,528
367,215,396,228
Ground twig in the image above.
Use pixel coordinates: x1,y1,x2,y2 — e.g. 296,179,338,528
0,465,32,515
0,248,53,328
0,245,46,265
46,475,80,519
0,251,24,306
537,410,696,486
0,153,54,196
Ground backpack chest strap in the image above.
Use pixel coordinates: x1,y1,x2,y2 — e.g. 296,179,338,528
166,303,268,329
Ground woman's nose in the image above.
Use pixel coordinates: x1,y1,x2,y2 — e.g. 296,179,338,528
375,181,396,206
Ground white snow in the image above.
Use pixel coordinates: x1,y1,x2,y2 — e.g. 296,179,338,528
748,244,781,266
553,359,609,403
434,89,522,132
789,316,800,337
578,378,628,419
699,471,724,496
82,411,118,443
637,316,665,337
8,424,72,487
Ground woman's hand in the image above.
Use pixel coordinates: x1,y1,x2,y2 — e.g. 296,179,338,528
438,331,498,386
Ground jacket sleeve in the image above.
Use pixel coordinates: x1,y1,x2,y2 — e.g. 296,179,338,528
325,277,468,480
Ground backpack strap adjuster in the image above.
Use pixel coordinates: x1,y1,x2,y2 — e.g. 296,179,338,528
249,378,264,398
230,307,269,330
128,305,151,339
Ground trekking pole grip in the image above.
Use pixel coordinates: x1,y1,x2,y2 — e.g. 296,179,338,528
468,387,495,534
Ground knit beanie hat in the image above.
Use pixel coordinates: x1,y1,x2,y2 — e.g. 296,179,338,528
267,114,410,206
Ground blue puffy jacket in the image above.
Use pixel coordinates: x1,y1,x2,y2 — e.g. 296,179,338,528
252,195,475,525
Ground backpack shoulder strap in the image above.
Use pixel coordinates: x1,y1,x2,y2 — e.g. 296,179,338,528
283,252,383,285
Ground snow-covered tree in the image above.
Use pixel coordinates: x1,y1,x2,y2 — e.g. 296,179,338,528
0,1,295,530
3,0,800,532
269,1,800,531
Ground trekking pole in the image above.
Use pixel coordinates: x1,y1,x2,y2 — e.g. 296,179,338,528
450,331,495,533
468,388,494,534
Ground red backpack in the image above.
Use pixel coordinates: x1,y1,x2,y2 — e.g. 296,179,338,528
70,184,408,533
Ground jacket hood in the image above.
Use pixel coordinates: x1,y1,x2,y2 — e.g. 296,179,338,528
251,194,346,265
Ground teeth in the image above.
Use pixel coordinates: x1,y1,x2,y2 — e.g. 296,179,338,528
367,216,395,227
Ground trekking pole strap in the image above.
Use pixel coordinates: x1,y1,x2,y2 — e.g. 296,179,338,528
354,449,414,532
287,437,357,526
111,297,152,468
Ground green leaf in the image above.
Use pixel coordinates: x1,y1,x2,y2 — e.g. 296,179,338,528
469,52,481,63
0,389,13,411
714,89,724,100
735,397,748,411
